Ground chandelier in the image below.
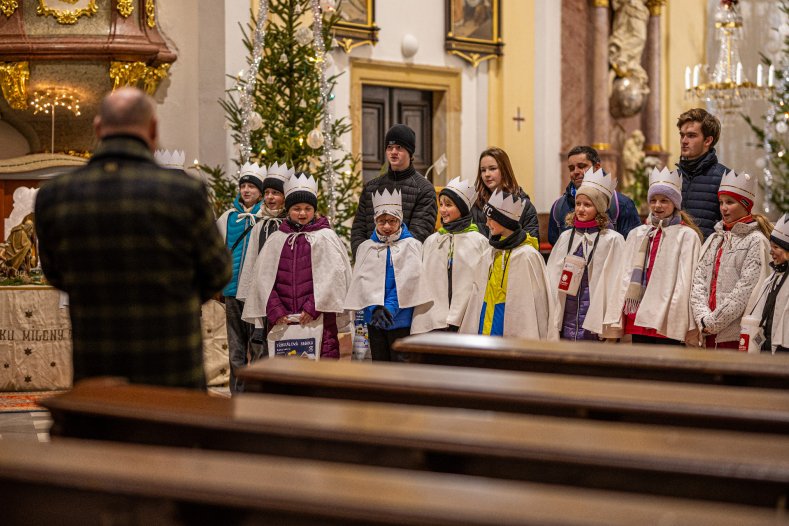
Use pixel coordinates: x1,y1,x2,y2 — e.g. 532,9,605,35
684,0,773,118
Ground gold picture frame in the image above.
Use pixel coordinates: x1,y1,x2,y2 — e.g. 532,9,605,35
333,0,378,53
445,0,503,68
36,0,98,25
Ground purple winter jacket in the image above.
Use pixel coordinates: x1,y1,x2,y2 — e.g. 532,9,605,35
266,216,339,359
560,228,599,342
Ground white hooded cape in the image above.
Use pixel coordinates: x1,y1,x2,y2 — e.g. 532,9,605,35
546,228,626,338
611,224,701,342
235,217,284,302
241,228,352,326
344,236,432,311
411,230,490,334
746,268,789,353
459,243,558,341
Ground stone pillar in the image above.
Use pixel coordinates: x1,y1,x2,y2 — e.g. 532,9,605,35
591,0,611,153
643,0,669,167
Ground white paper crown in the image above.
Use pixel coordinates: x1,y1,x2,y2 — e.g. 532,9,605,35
578,168,614,200
267,161,295,182
487,188,525,222
239,162,267,180
154,149,185,170
443,176,476,211
719,170,757,202
372,188,403,220
648,167,681,193
773,213,789,246
284,172,318,198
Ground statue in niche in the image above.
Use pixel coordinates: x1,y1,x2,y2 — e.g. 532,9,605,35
1,213,37,276
608,0,650,118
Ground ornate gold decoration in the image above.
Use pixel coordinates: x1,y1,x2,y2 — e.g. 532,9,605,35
646,0,666,17
117,0,134,17
448,50,498,69
36,0,98,24
592,0,609,7
145,0,155,28
109,61,170,95
644,144,663,153
1,0,19,17
336,37,375,53
591,142,611,151
0,62,29,110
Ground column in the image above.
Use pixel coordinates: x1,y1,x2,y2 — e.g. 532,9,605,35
643,0,668,167
591,0,610,153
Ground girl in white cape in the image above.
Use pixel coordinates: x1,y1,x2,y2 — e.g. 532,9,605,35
740,213,788,354
344,188,431,361
690,171,771,350
459,189,555,339
546,168,625,341
412,177,489,334
242,173,351,359
612,168,702,345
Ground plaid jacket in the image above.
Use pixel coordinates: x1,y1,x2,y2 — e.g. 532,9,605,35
35,135,232,388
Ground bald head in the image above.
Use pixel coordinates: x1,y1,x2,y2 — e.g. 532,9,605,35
94,87,157,150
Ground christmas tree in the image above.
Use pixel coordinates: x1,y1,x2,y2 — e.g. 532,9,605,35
745,0,789,214
219,0,361,245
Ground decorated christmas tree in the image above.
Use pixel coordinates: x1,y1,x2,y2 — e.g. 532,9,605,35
745,0,789,214
219,0,360,244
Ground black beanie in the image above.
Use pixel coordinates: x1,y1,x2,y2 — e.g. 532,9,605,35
484,202,520,233
439,187,471,218
385,124,416,156
285,172,318,210
238,173,265,194
262,177,284,194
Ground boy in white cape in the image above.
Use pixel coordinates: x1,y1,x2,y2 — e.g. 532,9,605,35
412,177,489,334
460,189,555,339
611,168,702,344
345,188,432,361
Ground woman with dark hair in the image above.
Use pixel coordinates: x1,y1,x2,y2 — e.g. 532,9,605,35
470,146,540,246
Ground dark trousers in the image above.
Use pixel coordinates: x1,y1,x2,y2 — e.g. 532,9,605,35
632,334,683,346
225,297,263,393
367,326,411,362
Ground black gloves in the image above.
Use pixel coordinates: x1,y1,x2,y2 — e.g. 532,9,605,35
370,306,394,329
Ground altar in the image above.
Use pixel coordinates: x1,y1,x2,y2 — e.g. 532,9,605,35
0,287,230,391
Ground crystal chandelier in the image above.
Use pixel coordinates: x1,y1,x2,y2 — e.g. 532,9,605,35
685,0,773,119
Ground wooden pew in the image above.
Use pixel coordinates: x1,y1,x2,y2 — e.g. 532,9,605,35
43,381,789,508
392,333,789,388
236,358,789,435
3,440,787,526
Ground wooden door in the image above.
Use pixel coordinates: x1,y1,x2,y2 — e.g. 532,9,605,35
361,86,433,183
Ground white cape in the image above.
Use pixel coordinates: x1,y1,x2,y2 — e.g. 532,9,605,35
459,244,558,341
241,228,352,326
746,268,789,353
546,228,626,338
344,236,432,311
411,230,490,334
611,224,701,342
236,217,283,302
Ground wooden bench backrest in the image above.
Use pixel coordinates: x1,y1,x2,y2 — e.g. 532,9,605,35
392,333,789,388
43,381,789,508
236,358,789,434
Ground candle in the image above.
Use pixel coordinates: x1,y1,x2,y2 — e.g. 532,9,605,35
736,62,743,85
768,64,775,87
685,66,691,90
693,64,701,88
757,64,764,87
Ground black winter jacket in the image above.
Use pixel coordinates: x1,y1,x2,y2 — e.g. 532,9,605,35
471,188,540,241
350,165,437,258
676,149,728,239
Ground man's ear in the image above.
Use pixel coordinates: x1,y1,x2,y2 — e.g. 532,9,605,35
593,162,602,171
148,116,158,151
703,135,714,149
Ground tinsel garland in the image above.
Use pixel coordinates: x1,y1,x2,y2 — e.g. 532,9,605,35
238,0,270,165
310,0,337,223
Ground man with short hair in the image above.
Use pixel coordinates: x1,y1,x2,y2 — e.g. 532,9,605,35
35,87,231,389
350,123,437,258
676,108,728,238
547,145,641,245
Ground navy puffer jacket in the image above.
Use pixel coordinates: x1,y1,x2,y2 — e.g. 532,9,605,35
677,149,728,240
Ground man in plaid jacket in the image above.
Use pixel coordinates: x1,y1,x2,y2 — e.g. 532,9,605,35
35,88,231,389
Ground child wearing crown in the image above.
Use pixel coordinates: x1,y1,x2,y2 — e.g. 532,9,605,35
412,177,489,334
691,171,772,349
546,169,625,341
217,162,265,392
741,213,789,354
242,172,352,359
345,188,432,360
611,168,703,345
460,189,555,339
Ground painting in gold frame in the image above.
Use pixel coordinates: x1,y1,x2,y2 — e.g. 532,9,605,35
445,0,503,68
333,0,379,53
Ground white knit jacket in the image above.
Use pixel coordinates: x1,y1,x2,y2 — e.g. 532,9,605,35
690,221,771,344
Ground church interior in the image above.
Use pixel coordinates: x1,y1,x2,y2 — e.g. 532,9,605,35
2,0,789,523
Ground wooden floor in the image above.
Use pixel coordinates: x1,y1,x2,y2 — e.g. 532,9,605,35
0,412,51,442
